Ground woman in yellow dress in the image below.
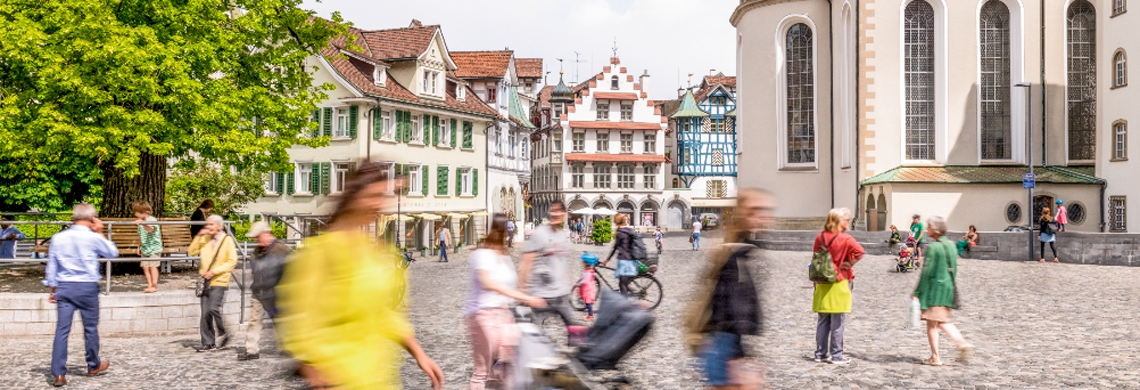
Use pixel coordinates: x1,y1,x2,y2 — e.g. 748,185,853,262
277,162,444,389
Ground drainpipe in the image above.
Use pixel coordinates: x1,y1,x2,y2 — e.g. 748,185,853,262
854,1,862,229
1100,178,1107,232
1040,0,1047,167
828,0,836,210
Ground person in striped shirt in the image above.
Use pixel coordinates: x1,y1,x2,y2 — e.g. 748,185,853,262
134,201,163,293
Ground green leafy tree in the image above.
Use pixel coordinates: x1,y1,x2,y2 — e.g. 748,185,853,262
591,217,613,244
165,165,265,216
0,0,347,217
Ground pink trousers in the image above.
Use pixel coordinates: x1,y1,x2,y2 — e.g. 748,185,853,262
466,307,519,390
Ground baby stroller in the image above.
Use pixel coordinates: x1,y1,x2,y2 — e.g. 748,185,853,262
514,288,654,389
896,237,918,273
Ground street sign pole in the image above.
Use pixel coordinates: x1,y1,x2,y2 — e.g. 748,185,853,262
1017,82,1034,262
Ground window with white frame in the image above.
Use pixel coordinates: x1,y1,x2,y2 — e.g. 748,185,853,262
980,0,1012,160
593,164,611,188
381,110,394,140
508,132,517,157
706,180,727,198
610,76,619,89
335,107,350,138
904,1,936,161
1115,121,1128,160
1115,51,1127,87
643,133,656,153
408,164,422,195
786,22,816,164
1115,0,1127,15
1110,196,1127,232
380,162,395,193
422,70,440,95
572,132,585,152
411,115,422,142
617,165,635,189
620,103,633,121
1068,0,1097,161
332,162,350,193
596,101,610,120
597,132,610,152
264,172,279,194
620,133,633,153
461,168,473,195
296,163,313,194
494,129,503,155
553,132,562,152
643,164,657,189
440,118,450,146
571,164,584,188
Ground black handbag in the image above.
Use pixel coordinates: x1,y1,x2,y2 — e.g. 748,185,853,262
194,236,230,298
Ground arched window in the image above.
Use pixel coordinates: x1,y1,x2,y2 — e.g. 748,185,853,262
1115,50,1127,87
904,0,936,161
1067,0,1097,161
980,0,1012,160
786,23,815,164
611,75,619,89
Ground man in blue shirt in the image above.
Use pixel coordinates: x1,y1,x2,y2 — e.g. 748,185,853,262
0,215,27,258
43,204,118,387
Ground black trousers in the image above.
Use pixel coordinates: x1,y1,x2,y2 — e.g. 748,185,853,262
200,286,227,346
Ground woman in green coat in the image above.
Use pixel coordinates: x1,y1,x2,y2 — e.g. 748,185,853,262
911,216,974,366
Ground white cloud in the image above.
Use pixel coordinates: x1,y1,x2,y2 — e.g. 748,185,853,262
301,0,737,98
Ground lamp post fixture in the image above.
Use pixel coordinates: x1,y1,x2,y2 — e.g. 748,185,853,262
1015,82,1033,261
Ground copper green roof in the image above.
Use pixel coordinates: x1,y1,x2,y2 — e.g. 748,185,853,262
670,89,708,118
550,73,573,102
860,166,1101,186
507,86,534,128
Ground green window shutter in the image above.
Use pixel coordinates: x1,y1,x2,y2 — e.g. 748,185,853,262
462,121,473,149
286,172,295,195
349,106,359,139
311,110,320,137
421,165,429,196
450,119,458,147
431,116,439,146
320,162,331,195
309,164,319,194
275,172,285,193
322,107,333,137
372,109,382,139
456,169,461,196
472,168,479,196
436,166,446,195
398,111,408,143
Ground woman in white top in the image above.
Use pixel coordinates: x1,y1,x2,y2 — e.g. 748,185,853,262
466,213,546,390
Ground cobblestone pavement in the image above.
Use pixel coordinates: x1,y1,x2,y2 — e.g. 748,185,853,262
3,234,1140,389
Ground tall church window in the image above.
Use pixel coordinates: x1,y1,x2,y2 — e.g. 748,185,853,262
1115,50,1127,88
980,0,1012,160
904,0,936,160
786,23,815,164
1068,0,1097,161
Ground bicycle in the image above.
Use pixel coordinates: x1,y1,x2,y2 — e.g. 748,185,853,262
570,264,663,311
392,249,415,307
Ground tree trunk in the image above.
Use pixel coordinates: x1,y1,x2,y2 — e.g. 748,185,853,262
99,153,167,218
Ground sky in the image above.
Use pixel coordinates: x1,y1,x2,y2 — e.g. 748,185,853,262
301,0,739,99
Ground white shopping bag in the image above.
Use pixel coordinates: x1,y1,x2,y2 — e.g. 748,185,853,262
908,297,921,328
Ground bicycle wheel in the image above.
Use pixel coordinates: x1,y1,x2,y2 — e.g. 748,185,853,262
537,312,569,347
627,275,663,310
568,278,602,312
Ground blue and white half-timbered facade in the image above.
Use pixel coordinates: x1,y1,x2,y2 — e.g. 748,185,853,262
662,76,739,230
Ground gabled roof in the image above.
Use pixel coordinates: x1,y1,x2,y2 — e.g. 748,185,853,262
538,85,555,107
694,77,736,103
507,85,534,128
671,90,708,118
860,166,1101,186
516,58,544,78
360,23,442,62
451,51,513,79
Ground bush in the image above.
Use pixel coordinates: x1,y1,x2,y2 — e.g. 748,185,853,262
230,219,289,242
591,217,613,243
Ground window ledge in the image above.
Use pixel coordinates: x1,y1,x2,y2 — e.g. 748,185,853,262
263,192,280,197
778,166,819,173
1111,157,1129,162
293,193,314,198
378,138,398,144
1113,10,1127,18
331,136,353,141
1112,83,1128,90
461,147,475,152
409,141,426,147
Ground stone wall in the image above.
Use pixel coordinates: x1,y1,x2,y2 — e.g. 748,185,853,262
0,287,247,337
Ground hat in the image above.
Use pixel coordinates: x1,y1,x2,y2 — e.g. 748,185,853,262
580,253,599,266
246,222,272,238
1055,199,1064,205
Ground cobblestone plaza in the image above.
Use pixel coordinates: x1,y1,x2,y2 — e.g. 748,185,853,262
2,235,1139,389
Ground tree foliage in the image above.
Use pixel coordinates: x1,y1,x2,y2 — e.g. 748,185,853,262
591,217,613,244
0,0,348,215
165,165,264,216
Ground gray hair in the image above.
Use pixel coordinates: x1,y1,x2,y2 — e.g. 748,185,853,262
926,216,948,237
206,214,226,227
71,203,97,221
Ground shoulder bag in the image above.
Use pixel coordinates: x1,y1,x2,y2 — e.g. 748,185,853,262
808,232,840,283
195,235,230,298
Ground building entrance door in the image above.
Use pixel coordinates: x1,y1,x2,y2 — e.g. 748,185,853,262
667,203,684,230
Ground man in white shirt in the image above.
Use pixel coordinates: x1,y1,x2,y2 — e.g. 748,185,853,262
691,218,703,250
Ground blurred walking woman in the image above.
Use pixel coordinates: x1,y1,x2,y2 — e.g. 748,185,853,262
911,216,973,366
811,208,864,365
466,213,546,390
277,162,444,390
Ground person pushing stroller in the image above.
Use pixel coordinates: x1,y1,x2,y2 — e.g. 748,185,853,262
895,237,918,273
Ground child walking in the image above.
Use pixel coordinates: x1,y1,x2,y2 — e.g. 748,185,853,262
133,201,163,293
577,253,599,321
654,226,664,254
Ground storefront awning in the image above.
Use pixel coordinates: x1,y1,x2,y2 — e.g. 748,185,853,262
690,199,736,208
446,213,470,220
470,211,489,217
417,213,442,221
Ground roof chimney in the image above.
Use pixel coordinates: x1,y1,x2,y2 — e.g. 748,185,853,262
639,70,650,99
409,19,423,28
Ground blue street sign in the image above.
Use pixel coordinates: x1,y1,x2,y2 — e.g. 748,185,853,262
1023,173,1035,189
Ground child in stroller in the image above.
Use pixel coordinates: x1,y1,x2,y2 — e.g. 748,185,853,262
896,237,918,272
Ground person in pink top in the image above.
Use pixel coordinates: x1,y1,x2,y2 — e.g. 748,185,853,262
1055,199,1068,232
577,253,599,321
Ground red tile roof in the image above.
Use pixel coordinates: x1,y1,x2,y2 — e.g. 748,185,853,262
695,74,737,102
359,25,441,61
565,153,667,163
593,92,639,100
451,51,513,79
538,85,554,107
568,121,662,130
516,58,544,78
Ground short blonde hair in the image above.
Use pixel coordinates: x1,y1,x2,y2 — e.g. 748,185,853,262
131,201,153,215
823,208,852,233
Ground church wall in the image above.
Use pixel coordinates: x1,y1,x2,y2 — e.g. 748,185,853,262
1099,1,1139,232
873,182,1101,232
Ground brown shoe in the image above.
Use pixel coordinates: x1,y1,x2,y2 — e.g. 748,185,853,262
86,360,110,376
52,375,66,387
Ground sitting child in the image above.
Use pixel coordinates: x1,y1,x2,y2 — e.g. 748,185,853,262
577,253,599,321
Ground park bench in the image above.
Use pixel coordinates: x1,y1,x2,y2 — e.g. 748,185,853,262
29,217,194,256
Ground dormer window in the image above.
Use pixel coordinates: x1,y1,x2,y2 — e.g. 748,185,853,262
458,85,467,101
373,66,386,87
611,76,619,89
422,70,441,96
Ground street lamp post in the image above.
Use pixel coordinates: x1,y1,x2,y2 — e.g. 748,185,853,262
1015,82,1033,261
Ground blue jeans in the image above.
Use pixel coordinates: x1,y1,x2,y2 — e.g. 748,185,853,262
439,241,449,262
702,332,742,385
692,233,701,249
52,282,102,376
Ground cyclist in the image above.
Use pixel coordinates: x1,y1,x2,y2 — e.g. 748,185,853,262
519,200,587,344
601,213,638,296
654,226,664,254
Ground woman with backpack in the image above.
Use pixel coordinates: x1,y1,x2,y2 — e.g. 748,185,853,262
811,208,864,365
912,216,973,366
602,213,639,296
1038,207,1059,263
